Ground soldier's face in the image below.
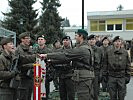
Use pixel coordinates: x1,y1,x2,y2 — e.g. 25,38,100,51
88,38,96,46
114,39,122,48
37,37,46,46
103,39,109,45
21,36,31,46
75,34,81,44
63,39,71,47
4,42,15,53
54,41,61,49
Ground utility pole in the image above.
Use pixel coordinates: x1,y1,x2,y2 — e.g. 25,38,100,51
82,0,84,29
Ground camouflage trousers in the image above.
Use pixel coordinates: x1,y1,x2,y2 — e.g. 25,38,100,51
75,79,94,100
108,76,126,100
0,88,17,100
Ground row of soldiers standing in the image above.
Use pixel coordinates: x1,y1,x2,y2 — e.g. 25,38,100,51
0,29,131,100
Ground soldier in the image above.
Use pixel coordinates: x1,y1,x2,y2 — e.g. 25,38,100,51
52,39,62,91
106,36,131,100
100,36,111,92
53,36,75,100
130,38,133,62
0,38,36,100
39,29,95,100
32,35,52,100
87,35,102,100
15,32,34,100
0,38,18,100
53,40,62,50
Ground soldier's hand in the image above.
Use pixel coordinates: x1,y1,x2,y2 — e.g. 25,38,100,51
39,54,47,60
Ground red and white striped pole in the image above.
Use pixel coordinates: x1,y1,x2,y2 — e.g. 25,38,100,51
33,63,41,100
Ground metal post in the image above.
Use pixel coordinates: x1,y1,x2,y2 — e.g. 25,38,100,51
19,18,24,33
82,0,84,29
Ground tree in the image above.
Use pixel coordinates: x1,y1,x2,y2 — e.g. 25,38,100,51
1,0,38,41
117,4,124,11
39,0,64,44
61,17,70,27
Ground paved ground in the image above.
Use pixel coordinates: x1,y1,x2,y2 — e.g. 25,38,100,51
125,76,133,100
32,77,133,100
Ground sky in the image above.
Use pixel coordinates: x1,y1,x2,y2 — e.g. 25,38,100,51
0,0,133,26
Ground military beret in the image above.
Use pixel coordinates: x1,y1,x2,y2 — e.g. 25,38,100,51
87,35,95,40
19,32,30,39
75,29,88,36
0,38,13,46
37,35,46,40
113,36,121,42
62,36,71,41
53,40,60,46
102,36,109,42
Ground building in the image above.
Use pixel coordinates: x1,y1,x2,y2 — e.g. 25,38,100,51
87,10,133,41
0,27,16,46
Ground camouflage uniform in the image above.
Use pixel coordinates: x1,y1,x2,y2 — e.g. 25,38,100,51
100,45,111,92
16,44,35,100
91,45,102,100
130,39,133,62
47,41,94,100
0,51,18,100
106,46,131,100
0,50,36,100
53,46,75,100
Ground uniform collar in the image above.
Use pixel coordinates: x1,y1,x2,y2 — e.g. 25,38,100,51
20,43,30,51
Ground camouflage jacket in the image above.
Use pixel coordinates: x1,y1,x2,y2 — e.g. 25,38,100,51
15,44,36,77
0,50,36,87
47,41,95,80
106,46,131,77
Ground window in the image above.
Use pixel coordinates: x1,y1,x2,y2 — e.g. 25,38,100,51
126,18,133,30
107,25,113,30
90,20,105,32
106,19,123,31
90,21,98,31
115,24,122,30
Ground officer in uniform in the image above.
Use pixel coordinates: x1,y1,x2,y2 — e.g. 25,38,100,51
16,32,35,100
0,38,36,100
33,35,52,100
100,36,111,92
53,36,75,100
39,29,95,100
87,35,102,100
0,38,18,100
52,40,62,91
130,38,133,62
106,36,131,100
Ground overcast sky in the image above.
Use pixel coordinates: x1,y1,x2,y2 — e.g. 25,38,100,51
0,0,133,26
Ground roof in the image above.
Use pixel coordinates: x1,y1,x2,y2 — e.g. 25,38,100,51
0,27,16,37
87,9,133,19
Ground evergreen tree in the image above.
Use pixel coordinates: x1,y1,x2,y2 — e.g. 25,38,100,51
1,0,38,41
39,0,64,44
62,17,70,27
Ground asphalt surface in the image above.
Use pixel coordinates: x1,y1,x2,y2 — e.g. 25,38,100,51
31,77,133,100
125,76,133,100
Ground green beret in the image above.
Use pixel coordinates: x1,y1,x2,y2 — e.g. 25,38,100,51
113,36,121,42
87,35,95,40
102,36,109,42
75,29,88,36
37,35,45,40
19,32,30,39
0,38,13,46
62,36,71,41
